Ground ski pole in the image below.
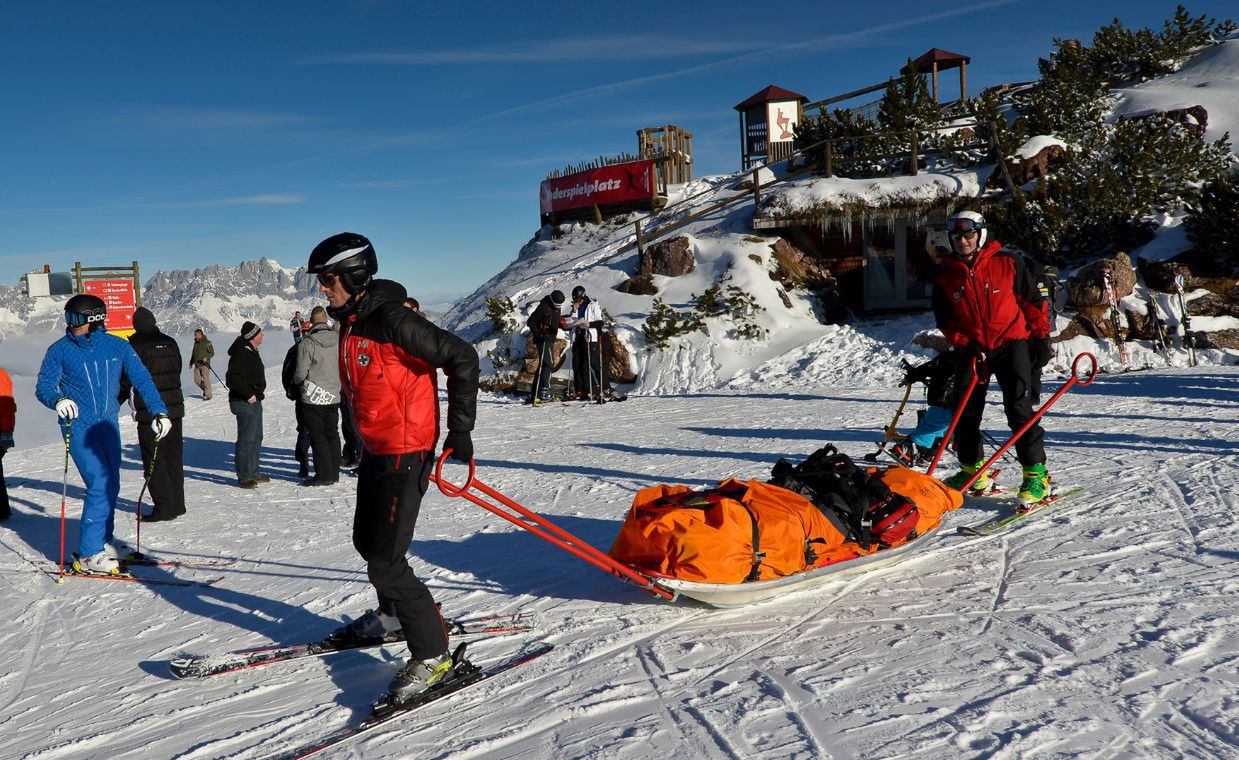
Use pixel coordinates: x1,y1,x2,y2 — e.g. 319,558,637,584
597,334,607,405
133,436,160,560
208,364,228,390
57,421,71,584
960,352,1097,492
432,451,675,600
926,356,981,477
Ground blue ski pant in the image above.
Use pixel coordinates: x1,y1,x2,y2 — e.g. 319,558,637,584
67,419,122,558
909,404,954,449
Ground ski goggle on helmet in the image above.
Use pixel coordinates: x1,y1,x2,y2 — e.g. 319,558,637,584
946,211,987,247
64,294,108,330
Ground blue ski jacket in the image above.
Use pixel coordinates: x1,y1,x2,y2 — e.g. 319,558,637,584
36,329,168,424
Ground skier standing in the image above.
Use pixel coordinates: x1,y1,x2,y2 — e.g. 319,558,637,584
526,289,564,404
281,338,312,479
119,307,186,522
290,311,305,344
308,232,479,702
932,210,1053,502
35,295,172,574
226,322,268,489
189,328,215,400
568,286,607,400
0,366,13,521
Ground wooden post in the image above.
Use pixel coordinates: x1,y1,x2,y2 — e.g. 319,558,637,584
960,62,967,101
824,141,833,177
132,260,141,306
593,204,603,225
931,62,939,103
909,131,919,176
73,261,82,294
634,220,644,258
752,168,761,208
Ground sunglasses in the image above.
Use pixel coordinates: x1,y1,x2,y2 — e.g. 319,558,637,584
949,230,980,241
316,272,340,287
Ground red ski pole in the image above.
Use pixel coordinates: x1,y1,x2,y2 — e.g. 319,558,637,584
960,352,1097,492
433,451,675,600
925,355,980,477
57,421,71,584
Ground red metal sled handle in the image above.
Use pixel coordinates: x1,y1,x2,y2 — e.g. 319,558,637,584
435,449,476,497
432,459,674,600
960,351,1097,492
926,355,980,477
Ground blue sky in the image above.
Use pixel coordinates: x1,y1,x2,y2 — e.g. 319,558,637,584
3,1,1234,301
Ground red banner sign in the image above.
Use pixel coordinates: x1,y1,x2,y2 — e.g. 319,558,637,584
83,279,138,333
540,160,655,214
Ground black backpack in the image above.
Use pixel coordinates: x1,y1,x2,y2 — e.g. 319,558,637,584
769,445,918,549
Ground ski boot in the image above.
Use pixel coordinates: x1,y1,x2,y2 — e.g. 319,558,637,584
890,441,932,468
72,551,122,576
388,651,454,702
1017,463,1051,504
327,608,403,647
942,460,993,494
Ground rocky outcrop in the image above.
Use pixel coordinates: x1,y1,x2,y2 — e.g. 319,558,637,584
516,336,569,388
986,143,1067,190
1122,105,1208,138
639,236,695,278
602,331,637,383
768,237,848,323
616,273,658,295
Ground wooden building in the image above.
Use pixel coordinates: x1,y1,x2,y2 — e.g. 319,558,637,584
734,85,808,169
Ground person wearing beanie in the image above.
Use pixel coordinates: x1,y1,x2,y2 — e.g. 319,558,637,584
525,289,565,404
225,321,268,488
119,307,186,521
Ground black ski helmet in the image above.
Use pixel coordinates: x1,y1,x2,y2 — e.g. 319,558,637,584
550,290,565,305
65,293,107,331
571,286,587,301
307,232,378,295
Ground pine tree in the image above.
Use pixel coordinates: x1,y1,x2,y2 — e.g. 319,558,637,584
1184,172,1239,275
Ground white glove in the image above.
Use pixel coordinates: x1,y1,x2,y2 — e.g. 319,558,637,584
55,398,79,420
152,414,173,441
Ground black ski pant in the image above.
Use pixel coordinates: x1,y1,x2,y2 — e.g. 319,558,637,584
571,336,604,398
293,401,311,468
530,338,554,400
952,339,1046,468
339,399,358,463
0,450,10,519
138,418,185,518
303,403,340,483
352,450,447,660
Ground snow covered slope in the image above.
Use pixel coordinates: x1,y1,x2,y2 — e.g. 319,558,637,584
0,365,1235,758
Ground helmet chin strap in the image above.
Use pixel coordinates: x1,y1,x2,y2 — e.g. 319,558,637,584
326,289,365,321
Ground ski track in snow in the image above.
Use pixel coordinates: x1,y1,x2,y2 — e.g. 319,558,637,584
0,364,1235,759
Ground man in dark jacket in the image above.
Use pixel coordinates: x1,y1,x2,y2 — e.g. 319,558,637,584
189,328,215,400
932,210,1052,502
308,232,478,703
526,290,564,404
225,321,268,488
119,307,186,521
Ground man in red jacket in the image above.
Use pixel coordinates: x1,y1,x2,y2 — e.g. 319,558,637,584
308,232,479,703
932,210,1052,503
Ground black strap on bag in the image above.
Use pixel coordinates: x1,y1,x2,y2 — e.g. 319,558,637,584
768,444,895,551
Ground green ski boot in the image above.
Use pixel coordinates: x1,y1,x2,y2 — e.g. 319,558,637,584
1018,463,1051,503
943,460,992,493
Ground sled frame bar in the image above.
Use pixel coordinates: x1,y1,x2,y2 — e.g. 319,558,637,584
960,352,1098,492
926,356,980,477
433,451,676,601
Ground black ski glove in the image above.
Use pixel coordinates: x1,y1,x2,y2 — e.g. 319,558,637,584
443,431,474,463
1032,337,1053,369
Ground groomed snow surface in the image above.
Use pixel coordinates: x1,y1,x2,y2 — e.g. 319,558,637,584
1,353,1236,759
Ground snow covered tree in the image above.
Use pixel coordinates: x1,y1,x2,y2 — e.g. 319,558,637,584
1184,171,1239,275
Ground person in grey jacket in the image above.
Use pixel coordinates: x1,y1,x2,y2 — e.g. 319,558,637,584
293,306,341,485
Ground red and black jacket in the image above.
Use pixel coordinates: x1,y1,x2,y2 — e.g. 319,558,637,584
339,284,479,456
932,240,1049,353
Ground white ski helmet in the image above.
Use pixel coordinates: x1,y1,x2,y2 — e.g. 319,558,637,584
946,210,987,248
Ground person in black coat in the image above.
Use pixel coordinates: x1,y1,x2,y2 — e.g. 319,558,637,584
119,307,186,521
526,290,564,403
226,322,267,488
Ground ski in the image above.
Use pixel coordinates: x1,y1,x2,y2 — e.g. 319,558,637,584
272,642,554,760
1101,265,1128,366
956,486,1084,536
60,567,222,587
1142,292,1172,359
1173,274,1198,367
121,555,240,569
168,611,537,679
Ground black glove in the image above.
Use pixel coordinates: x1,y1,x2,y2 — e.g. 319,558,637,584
1032,337,1053,369
443,431,474,463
